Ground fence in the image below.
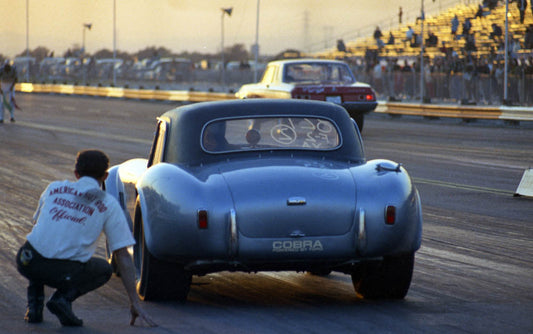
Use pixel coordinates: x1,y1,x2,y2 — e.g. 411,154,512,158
356,68,533,106
16,60,532,107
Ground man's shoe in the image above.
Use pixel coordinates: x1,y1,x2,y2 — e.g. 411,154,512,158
10,118,15,123
46,296,83,327
25,285,44,323
24,304,43,323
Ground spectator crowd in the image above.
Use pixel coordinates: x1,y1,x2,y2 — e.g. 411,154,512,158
341,0,533,106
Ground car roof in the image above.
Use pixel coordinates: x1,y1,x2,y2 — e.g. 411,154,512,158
161,99,365,166
267,58,350,66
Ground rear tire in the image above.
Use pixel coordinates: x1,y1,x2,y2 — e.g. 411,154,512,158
351,253,414,299
105,241,120,276
134,203,191,301
308,269,332,276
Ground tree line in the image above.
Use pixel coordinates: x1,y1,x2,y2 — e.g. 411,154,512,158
2,43,254,65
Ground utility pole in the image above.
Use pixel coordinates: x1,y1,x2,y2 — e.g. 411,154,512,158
419,0,425,103
323,26,333,49
503,0,509,104
26,0,30,82
303,10,309,53
253,0,260,82
220,7,232,88
113,0,117,86
82,23,92,84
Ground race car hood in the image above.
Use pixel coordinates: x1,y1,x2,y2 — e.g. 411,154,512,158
219,160,356,238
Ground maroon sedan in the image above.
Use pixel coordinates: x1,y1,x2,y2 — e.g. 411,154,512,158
236,59,377,131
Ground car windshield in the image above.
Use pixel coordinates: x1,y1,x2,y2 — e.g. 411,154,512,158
283,63,355,84
202,117,341,153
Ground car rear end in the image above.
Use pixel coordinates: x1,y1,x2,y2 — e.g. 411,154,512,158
222,160,358,270
291,84,377,114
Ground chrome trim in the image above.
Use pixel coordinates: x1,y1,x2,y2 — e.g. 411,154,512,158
376,162,403,173
290,231,306,238
287,196,306,205
358,209,366,254
230,209,238,256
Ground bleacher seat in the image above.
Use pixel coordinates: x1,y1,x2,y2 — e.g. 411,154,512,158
318,1,533,61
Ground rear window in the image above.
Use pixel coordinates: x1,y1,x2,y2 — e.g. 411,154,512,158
284,62,355,84
202,117,341,153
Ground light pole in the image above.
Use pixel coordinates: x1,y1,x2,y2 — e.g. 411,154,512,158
503,0,509,104
253,0,260,82
26,0,30,82
113,0,117,86
82,23,92,83
419,0,425,103
82,23,92,55
220,7,232,88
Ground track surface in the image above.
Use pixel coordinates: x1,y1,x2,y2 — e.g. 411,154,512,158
1,94,532,333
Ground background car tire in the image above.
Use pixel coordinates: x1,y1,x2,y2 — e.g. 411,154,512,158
105,241,121,276
134,204,192,301
308,269,332,276
351,253,414,299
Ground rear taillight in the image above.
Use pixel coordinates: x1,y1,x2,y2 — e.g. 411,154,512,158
366,94,375,101
198,209,208,229
385,205,396,225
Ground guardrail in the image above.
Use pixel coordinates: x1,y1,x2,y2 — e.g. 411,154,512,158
17,83,533,122
17,83,234,102
379,102,533,122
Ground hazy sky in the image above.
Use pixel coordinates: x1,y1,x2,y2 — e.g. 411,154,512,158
1,0,451,58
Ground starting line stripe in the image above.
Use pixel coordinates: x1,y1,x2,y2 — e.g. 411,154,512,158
413,177,515,196
16,120,152,145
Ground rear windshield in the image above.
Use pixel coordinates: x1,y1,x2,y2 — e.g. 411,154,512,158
283,62,355,84
202,117,341,153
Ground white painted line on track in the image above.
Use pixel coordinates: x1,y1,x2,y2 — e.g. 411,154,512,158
15,120,152,145
413,177,515,196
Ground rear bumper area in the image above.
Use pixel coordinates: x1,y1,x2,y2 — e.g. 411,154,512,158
342,101,378,114
183,257,379,276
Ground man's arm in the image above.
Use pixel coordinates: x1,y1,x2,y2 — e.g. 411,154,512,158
113,247,157,327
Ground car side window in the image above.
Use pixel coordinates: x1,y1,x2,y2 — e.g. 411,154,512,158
147,120,168,167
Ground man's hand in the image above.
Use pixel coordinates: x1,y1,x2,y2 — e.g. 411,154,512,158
114,247,158,327
130,302,157,327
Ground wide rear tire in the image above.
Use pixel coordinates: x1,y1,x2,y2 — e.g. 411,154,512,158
351,253,414,299
134,204,191,301
105,241,120,276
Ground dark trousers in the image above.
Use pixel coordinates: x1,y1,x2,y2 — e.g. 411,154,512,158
16,241,112,303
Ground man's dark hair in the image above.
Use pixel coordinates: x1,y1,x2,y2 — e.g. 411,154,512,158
75,149,109,179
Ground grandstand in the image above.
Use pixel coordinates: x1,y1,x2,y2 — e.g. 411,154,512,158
317,1,533,60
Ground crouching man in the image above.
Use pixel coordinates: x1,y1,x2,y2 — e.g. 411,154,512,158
16,149,157,327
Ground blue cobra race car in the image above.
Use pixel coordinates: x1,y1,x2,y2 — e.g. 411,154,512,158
104,99,422,301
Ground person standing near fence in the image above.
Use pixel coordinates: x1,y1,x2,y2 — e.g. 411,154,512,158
517,0,528,24
451,15,459,37
0,63,18,123
405,26,415,45
525,24,533,49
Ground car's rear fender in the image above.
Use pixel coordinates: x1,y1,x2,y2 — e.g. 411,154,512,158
351,159,422,257
104,164,122,204
106,158,148,226
136,163,235,261
105,161,144,230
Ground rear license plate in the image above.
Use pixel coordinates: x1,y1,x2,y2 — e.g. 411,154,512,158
326,95,342,104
